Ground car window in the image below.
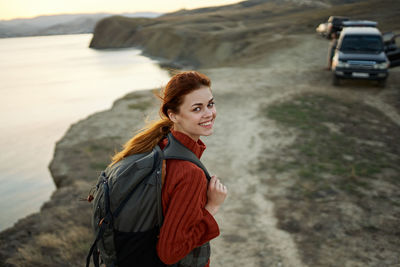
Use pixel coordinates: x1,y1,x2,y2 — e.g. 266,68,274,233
340,35,383,53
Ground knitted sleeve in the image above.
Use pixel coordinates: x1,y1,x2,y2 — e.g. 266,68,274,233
156,161,220,265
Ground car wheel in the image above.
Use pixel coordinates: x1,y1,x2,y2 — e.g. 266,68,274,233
333,75,340,86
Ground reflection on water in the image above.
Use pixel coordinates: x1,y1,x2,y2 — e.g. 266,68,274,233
0,34,170,231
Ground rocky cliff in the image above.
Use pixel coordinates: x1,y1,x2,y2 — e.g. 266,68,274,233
0,90,159,266
89,0,400,68
1,0,400,266
0,13,161,38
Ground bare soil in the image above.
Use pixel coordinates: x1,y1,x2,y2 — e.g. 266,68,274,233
201,34,400,266
1,0,400,265
1,32,399,267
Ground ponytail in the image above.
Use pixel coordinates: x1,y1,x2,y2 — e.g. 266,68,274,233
109,118,173,166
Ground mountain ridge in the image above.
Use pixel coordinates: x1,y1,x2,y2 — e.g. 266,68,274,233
0,12,161,38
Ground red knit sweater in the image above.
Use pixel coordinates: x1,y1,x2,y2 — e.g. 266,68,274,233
156,130,220,266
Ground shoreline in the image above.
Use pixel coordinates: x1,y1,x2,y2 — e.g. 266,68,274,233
0,32,171,232
2,33,400,266
0,86,167,265
0,87,158,232
2,0,400,265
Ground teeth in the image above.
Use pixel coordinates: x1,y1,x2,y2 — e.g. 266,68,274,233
200,121,212,126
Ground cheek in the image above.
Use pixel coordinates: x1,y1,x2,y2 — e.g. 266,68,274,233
183,112,201,124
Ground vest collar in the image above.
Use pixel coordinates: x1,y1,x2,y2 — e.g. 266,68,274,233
170,129,206,159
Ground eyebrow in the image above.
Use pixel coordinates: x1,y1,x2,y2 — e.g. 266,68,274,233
191,98,214,107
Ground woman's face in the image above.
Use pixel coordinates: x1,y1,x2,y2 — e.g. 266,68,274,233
169,86,216,141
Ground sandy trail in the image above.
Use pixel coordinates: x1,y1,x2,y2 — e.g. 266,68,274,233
198,34,400,266
2,33,397,267
202,66,304,266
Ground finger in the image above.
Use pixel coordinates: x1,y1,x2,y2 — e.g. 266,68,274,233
218,183,225,191
209,176,217,185
219,183,226,191
209,177,218,190
216,182,222,190
213,178,218,186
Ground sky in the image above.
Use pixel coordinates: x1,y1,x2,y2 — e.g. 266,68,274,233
0,0,243,20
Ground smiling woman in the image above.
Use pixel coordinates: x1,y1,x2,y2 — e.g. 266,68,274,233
106,71,228,266
168,87,216,141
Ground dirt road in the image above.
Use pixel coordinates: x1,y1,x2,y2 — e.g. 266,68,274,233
1,32,399,266
201,33,400,266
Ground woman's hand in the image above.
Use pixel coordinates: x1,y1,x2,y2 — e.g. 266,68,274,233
205,175,228,216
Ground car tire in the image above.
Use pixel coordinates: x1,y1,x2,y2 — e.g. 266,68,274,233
333,75,340,86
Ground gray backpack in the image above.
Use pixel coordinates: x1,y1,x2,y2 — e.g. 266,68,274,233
86,133,211,267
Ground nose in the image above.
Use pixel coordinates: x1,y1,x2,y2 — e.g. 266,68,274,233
203,108,213,118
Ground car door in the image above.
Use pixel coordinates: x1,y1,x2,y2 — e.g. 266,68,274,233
384,33,400,68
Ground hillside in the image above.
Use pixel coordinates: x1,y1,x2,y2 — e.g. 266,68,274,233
1,0,399,266
0,12,161,38
90,0,400,68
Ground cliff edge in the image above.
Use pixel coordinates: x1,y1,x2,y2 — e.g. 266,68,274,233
0,90,159,266
89,0,399,68
1,0,400,266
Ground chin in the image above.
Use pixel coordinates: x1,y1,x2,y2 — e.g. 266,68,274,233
201,129,214,137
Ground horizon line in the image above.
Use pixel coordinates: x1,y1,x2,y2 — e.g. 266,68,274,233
0,10,166,22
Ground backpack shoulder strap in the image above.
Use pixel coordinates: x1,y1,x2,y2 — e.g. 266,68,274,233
162,132,211,181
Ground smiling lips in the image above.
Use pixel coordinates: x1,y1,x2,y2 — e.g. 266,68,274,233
199,120,213,128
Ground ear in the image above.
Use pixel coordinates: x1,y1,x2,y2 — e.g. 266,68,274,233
168,110,178,123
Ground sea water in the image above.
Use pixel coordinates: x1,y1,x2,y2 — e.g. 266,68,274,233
0,34,170,231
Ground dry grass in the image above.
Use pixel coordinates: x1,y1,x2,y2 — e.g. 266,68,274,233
259,93,400,266
90,0,400,68
2,1,400,266
7,226,91,266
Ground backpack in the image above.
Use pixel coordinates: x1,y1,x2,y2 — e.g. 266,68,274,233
86,132,212,267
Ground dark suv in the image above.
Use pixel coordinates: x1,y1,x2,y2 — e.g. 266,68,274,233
331,27,399,86
383,32,400,67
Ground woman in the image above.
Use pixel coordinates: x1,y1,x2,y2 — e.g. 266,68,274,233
110,71,228,266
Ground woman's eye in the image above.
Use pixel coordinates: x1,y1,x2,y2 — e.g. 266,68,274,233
208,102,215,107
193,107,201,112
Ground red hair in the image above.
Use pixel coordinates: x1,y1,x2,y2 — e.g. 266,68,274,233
110,71,211,166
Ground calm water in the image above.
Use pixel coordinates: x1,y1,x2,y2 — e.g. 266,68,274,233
0,34,170,231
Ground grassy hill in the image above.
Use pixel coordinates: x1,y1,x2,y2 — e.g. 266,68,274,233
90,0,400,68
1,1,399,266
